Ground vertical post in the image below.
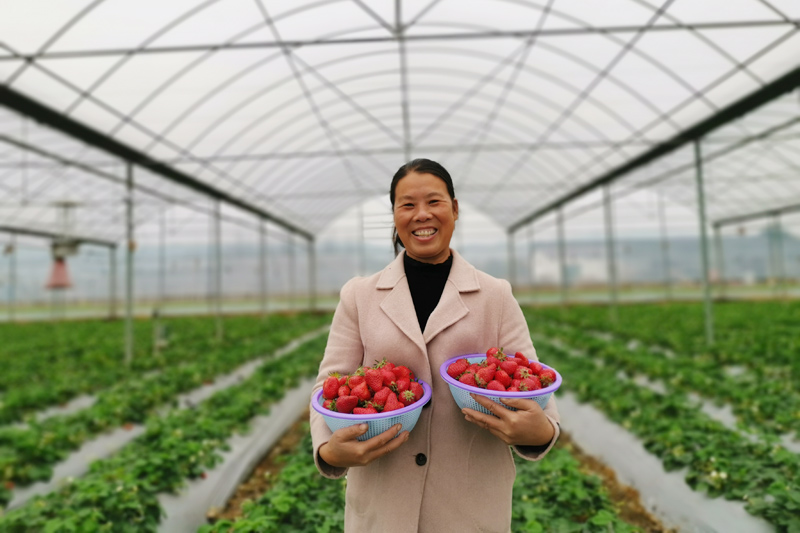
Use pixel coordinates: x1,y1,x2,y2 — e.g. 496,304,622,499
694,140,714,345
358,202,365,276
125,163,134,365
507,232,516,290
214,200,223,341
289,233,296,310
603,184,619,324
109,245,117,319
308,238,317,311
774,213,786,298
8,235,16,322
527,223,535,303
657,188,672,300
713,224,725,300
557,207,568,307
259,221,268,318
159,209,166,309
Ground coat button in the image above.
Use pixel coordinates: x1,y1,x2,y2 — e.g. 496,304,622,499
415,453,427,466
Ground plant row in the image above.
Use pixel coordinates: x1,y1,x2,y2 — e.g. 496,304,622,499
0,313,330,425
200,426,642,533
0,332,330,532
531,334,800,532
531,317,800,440
0,313,330,502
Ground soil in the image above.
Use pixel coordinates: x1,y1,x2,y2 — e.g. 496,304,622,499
205,407,311,524
207,413,673,532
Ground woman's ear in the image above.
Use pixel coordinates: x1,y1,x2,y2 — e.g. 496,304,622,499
453,198,459,221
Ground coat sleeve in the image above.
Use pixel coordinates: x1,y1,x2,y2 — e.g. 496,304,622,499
309,277,366,479
496,279,561,462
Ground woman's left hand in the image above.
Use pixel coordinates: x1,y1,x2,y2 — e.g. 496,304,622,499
462,393,555,447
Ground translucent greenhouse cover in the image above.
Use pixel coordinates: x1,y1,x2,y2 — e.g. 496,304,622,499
0,0,799,244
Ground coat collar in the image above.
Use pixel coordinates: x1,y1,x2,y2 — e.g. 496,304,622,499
377,249,480,353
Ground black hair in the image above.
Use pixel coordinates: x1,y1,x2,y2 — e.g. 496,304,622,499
390,158,456,256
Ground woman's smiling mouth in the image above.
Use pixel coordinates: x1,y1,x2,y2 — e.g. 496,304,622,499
412,228,438,237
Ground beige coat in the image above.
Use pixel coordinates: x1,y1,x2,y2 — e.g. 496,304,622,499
309,250,560,533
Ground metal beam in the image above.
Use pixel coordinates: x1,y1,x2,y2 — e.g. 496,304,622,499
694,140,714,346
0,85,313,241
509,64,800,234
0,224,116,248
1,20,796,61
714,201,800,227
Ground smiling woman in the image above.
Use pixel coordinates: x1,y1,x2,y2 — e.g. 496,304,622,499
308,158,561,533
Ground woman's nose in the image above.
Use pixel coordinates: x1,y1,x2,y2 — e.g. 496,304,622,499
414,206,432,221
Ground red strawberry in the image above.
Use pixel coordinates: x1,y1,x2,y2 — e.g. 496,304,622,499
507,386,519,392
487,380,506,391
351,381,372,402
323,399,335,410
392,365,412,380
514,354,529,368
395,377,411,394
513,367,532,380
383,392,403,412
337,385,351,397
519,376,542,391
495,369,512,388
323,376,340,400
353,406,379,414
335,395,359,414
486,347,501,358
398,389,417,407
539,368,557,387
338,375,349,386
528,361,543,375
447,359,469,379
486,354,502,367
365,368,384,392
512,378,522,389
348,374,366,388
476,366,496,388
4,481,15,490
373,387,392,407
458,371,478,387
499,360,518,375
409,381,424,402
468,363,481,374
381,369,397,388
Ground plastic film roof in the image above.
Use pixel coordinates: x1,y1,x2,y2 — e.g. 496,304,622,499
1,0,799,243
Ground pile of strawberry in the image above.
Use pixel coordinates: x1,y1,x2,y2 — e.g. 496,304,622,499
446,347,556,392
321,359,424,414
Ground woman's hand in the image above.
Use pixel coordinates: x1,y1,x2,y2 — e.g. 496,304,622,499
462,394,555,447
319,423,410,468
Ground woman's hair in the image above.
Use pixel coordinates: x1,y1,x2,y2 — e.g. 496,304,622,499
390,158,456,256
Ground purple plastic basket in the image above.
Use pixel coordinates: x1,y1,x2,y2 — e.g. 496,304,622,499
439,354,561,416
312,380,432,441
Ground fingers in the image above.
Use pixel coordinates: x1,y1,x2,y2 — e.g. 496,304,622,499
462,407,500,432
336,423,370,441
499,396,541,411
469,393,508,419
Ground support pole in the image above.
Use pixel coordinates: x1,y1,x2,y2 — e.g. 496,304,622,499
358,202,365,276
527,223,536,303
603,185,619,324
774,213,786,298
694,140,714,345
308,239,317,311
713,224,726,300
507,232,516,291
109,245,117,319
125,163,134,365
8,235,16,322
289,233,296,311
557,207,568,307
159,209,166,309
259,221,268,318
214,200,223,341
657,188,673,300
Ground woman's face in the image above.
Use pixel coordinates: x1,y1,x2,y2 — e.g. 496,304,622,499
393,171,458,264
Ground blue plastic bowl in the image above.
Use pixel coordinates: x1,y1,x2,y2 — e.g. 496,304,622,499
439,355,561,416
312,379,432,441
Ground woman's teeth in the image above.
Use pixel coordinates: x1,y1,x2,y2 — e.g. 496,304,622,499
413,229,437,237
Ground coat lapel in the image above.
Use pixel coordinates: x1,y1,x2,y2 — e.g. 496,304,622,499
378,253,427,355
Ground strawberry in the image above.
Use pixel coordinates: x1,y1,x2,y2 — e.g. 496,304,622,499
487,380,506,391
495,369,512,388
511,378,522,389
514,353,529,368
468,363,482,374
447,359,469,379
458,371,478,387
507,386,519,392
486,347,501,358
381,368,397,389
335,395,359,414
337,385,351,397
395,377,411,394
338,375,349,387
323,376,340,400
348,374,366,388
351,381,372,402
409,381,424,401
528,361,542,375
4,481,15,491
323,399,335,410
513,367,531,380
539,368,556,387
519,376,542,391
353,406,379,414
499,360,518,375
365,368,384,393
383,392,403,412
392,365,412,380
373,387,392,407
398,389,417,407
476,366,496,387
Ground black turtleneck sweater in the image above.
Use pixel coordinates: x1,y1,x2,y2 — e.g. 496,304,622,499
404,253,453,333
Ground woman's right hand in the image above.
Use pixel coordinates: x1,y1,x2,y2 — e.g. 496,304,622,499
319,423,410,468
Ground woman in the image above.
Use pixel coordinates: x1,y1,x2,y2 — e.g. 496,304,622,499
309,159,560,533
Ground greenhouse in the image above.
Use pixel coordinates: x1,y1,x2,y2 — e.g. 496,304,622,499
0,0,799,531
